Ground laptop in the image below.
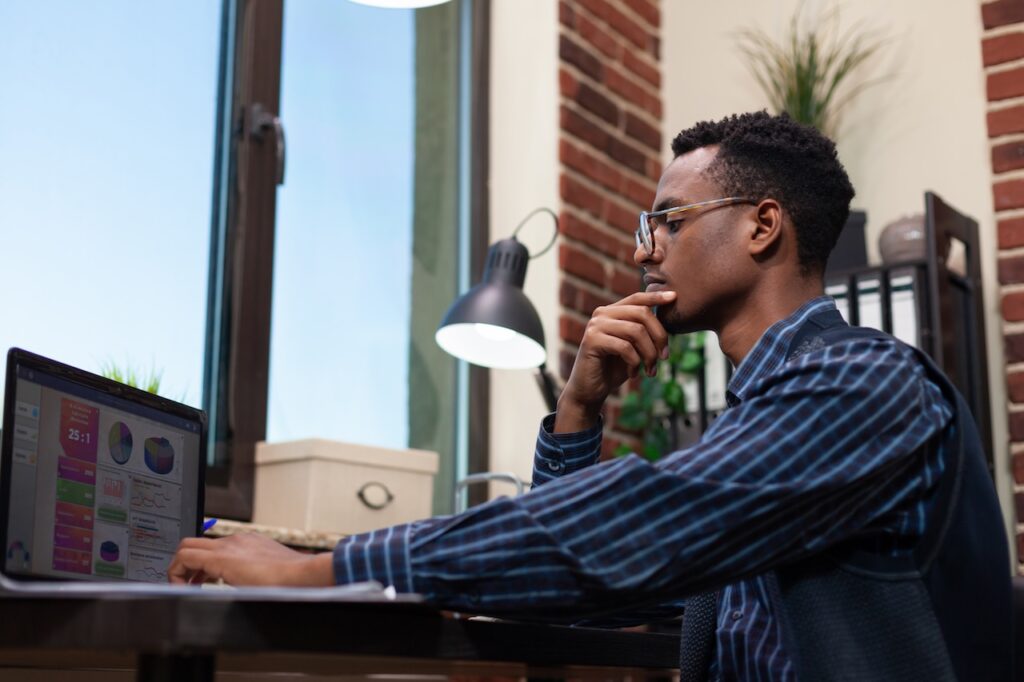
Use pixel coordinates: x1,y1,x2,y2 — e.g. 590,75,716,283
0,348,413,602
0,348,206,584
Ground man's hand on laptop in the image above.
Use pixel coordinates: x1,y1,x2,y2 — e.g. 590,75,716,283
168,533,335,587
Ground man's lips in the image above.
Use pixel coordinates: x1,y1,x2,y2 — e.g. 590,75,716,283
643,274,667,292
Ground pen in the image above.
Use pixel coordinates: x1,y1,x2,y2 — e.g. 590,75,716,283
203,518,218,533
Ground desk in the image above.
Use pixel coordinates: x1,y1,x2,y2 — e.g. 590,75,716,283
0,594,680,680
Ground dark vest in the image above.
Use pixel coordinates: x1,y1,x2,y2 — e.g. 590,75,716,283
757,310,1012,680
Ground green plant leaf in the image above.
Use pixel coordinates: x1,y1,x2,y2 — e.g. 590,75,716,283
663,380,685,413
681,349,704,373
613,444,633,458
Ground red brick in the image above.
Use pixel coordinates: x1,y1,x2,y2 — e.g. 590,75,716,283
607,137,648,174
1005,332,1024,362
624,111,661,151
622,0,660,27
987,65,1024,101
646,158,663,181
561,105,611,151
609,264,642,296
999,254,1024,284
1003,290,1024,321
560,313,588,345
577,11,621,60
559,0,575,28
560,209,635,262
559,242,607,287
576,81,619,125
983,32,1024,66
1010,410,1024,440
559,68,579,98
606,64,650,104
559,279,615,316
622,176,656,207
603,197,640,236
999,216,1024,249
622,50,661,88
995,178,1024,210
560,173,605,219
1014,451,1024,484
988,104,1024,137
560,33,603,81
993,139,1024,173
587,0,649,49
561,139,623,194
983,0,1024,30
606,65,662,117
1009,371,1024,403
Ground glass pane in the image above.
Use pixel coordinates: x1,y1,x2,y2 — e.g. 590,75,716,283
267,2,417,448
0,2,220,409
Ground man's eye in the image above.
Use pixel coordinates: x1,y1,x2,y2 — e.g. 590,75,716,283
666,217,685,232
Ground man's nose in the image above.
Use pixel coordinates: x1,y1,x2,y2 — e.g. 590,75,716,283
634,237,663,267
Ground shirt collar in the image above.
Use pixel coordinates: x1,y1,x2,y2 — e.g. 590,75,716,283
724,296,837,406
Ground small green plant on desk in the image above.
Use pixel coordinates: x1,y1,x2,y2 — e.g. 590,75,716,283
99,361,163,395
614,332,706,462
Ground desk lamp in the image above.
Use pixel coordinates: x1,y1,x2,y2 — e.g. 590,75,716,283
436,208,561,411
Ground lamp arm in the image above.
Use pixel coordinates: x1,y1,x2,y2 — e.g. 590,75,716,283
535,362,561,413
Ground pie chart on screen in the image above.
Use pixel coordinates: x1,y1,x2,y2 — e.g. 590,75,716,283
108,422,133,465
144,437,175,475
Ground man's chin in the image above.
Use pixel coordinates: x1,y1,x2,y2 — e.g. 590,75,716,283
656,305,699,335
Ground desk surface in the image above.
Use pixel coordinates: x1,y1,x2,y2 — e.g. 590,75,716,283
0,594,680,678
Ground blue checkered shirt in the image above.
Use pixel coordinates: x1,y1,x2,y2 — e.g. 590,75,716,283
334,296,951,681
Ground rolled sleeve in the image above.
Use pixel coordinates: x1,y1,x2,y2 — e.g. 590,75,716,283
532,413,604,486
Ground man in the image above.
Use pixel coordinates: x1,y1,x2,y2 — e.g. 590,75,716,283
169,112,1010,680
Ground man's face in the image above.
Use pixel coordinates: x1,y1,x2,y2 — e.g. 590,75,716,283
636,146,756,334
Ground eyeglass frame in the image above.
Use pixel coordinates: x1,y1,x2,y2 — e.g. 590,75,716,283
635,196,758,256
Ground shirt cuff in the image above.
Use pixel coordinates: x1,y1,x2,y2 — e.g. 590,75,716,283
332,523,415,593
535,412,604,477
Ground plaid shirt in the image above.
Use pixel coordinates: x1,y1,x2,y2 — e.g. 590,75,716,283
335,296,951,681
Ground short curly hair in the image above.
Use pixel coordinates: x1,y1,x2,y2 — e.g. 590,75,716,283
671,111,855,274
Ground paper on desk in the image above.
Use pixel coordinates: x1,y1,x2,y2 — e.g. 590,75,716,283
0,572,420,602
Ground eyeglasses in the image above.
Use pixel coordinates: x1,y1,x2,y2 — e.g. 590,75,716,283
635,197,758,256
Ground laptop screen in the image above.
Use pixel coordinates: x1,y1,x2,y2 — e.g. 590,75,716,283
1,349,205,583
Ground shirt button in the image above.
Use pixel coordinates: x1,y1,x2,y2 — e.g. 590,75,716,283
731,610,743,621
547,461,563,472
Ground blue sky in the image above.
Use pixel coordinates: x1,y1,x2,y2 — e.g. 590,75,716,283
0,1,415,449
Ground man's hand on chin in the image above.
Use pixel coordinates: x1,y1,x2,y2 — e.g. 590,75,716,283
167,532,336,587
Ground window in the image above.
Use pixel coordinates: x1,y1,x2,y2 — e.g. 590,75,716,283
0,2,220,410
1,0,490,521
203,0,490,518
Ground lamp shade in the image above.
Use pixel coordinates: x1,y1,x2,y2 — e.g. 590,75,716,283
436,238,547,370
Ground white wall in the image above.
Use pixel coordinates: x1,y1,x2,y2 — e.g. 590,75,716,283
487,0,561,493
663,0,1015,560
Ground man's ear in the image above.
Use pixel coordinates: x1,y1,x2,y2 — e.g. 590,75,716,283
748,199,784,259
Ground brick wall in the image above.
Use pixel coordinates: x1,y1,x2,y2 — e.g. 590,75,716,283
557,0,662,457
984,0,1024,571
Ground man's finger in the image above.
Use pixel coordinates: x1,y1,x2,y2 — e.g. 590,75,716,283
168,547,219,585
592,305,670,359
596,319,660,371
613,290,676,308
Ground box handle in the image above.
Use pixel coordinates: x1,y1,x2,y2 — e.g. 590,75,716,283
356,481,395,510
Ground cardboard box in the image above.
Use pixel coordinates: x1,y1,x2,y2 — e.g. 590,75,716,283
253,439,439,535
